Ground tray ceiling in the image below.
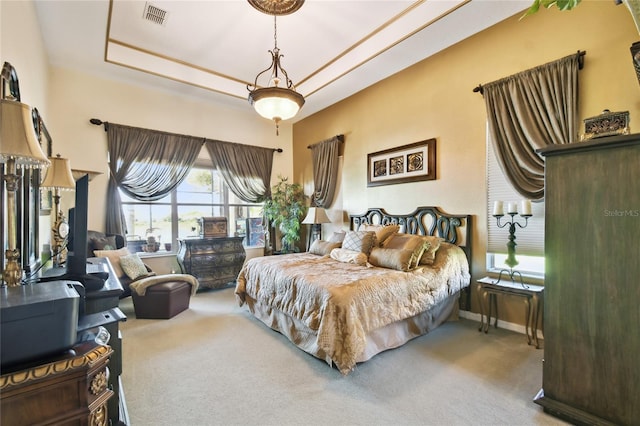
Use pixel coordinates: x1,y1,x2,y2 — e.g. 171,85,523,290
34,0,529,120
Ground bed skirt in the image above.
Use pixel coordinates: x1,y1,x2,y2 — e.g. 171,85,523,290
242,291,461,371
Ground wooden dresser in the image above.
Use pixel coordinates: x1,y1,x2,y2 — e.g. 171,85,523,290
177,237,246,289
39,257,128,426
534,134,640,425
0,342,113,426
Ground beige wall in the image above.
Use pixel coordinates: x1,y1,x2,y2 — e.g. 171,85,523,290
292,2,640,319
3,1,639,314
2,1,293,272
0,1,49,112
46,66,293,230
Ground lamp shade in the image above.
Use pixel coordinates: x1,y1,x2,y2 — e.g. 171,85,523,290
41,155,76,190
302,207,331,225
0,99,50,168
249,87,305,121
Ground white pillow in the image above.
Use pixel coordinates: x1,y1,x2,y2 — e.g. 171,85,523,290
93,246,131,278
330,248,368,266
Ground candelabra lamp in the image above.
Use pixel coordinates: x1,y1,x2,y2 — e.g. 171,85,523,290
0,99,50,286
41,154,76,267
301,207,331,250
492,200,532,286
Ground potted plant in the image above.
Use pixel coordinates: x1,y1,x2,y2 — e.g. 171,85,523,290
263,175,308,253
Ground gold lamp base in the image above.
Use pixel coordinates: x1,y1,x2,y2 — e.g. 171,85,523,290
3,248,22,287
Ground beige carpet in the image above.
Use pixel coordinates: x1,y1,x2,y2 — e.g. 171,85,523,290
119,287,567,426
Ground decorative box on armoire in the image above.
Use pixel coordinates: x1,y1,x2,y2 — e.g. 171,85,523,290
534,134,640,425
177,237,246,289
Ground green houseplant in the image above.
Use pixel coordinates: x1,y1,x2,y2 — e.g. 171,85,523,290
263,175,307,253
523,0,640,33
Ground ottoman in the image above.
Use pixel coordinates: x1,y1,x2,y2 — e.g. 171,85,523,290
131,280,192,319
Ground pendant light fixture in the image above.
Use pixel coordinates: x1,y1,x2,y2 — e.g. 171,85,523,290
247,0,305,135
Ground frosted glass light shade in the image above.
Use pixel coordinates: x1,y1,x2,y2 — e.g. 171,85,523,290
249,87,304,121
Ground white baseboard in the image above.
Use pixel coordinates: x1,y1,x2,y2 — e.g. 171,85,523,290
459,310,543,339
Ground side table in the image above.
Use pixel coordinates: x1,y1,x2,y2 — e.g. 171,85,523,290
476,276,544,348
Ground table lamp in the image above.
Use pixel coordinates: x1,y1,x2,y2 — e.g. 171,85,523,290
302,207,331,249
0,99,50,286
41,154,76,266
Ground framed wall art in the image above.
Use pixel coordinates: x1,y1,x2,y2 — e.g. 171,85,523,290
367,138,436,187
33,108,53,215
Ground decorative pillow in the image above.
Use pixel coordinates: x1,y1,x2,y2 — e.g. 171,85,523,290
327,231,346,244
360,224,400,246
309,240,342,256
418,236,443,265
329,248,368,266
383,233,430,268
368,247,416,272
341,231,376,255
93,247,131,278
119,254,150,281
89,236,117,255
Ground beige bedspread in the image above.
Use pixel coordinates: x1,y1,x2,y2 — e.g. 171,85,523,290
235,242,470,374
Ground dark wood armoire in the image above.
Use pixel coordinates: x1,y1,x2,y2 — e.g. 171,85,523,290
534,134,640,425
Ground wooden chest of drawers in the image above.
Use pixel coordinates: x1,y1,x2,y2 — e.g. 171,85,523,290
0,342,113,426
177,237,246,289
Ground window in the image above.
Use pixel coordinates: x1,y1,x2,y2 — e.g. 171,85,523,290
486,128,545,278
120,166,264,253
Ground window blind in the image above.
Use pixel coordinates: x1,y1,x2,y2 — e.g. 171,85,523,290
486,131,545,256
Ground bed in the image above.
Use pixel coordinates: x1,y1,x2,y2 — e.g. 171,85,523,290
235,206,472,374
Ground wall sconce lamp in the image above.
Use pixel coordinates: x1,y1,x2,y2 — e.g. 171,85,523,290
302,207,331,249
0,99,50,286
41,154,76,267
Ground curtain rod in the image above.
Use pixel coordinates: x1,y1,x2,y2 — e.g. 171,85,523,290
472,50,586,95
89,118,283,152
307,134,344,149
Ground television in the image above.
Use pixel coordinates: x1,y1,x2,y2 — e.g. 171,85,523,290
42,174,106,291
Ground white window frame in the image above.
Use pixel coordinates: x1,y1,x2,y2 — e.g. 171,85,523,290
120,162,264,253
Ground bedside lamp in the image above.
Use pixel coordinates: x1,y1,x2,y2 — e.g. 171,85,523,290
0,99,50,286
41,154,76,267
302,207,331,249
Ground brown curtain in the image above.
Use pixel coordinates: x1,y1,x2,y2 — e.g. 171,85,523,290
309,136,341,208
105,123,203,235
204,139,276,203
482,52,581,200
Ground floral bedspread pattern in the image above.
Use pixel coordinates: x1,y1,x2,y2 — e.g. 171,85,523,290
235,243,470,374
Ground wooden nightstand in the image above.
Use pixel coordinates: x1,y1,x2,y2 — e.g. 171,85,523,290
476,276,544,348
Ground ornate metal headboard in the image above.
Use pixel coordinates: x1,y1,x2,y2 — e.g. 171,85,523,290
349,206,472,262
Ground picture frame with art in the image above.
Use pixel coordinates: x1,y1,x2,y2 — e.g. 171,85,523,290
367,138,436,187
33,108,53,215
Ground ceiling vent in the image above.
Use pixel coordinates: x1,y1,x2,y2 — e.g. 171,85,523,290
143,3,168,26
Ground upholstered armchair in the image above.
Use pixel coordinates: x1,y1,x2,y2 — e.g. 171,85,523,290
87,230,125,257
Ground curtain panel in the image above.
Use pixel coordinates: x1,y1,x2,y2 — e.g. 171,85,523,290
105,123,203,235
482,52,581,200
309,136,341,208
204,139,276,203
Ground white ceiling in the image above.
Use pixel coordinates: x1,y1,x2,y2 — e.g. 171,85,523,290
34,0,529,122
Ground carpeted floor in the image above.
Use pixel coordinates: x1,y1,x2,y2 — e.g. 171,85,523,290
119,287,567,426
